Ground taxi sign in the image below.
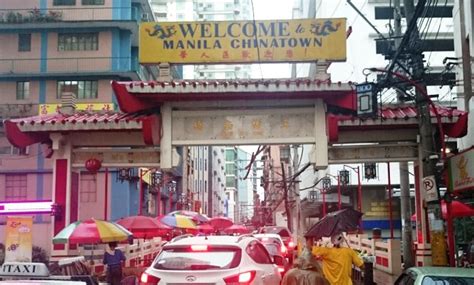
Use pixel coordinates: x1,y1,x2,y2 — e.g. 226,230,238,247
0,262,49,278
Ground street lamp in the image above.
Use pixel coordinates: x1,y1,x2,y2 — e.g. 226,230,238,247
168,180,177,213
325,174,342,210
342,165,363,232
321,177,332,216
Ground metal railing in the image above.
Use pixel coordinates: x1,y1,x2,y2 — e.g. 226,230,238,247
0,57,132,75
0,7,140,23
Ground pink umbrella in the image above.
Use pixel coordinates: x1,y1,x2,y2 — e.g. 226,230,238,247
224,224,249,234
209,216,233,230
197,223,214,234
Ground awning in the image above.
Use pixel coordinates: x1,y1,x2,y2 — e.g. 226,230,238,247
411,200,474,220
4,111,161,148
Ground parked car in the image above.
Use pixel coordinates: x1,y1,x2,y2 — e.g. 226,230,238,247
140,234,282,284
258,226,295,262
394,267,474,285
254,233,290,264
254,234,290,277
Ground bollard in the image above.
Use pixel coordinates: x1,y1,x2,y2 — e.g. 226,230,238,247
363,261,374,285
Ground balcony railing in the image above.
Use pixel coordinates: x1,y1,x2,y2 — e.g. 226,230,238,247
0,7,139,23
0,57,132,75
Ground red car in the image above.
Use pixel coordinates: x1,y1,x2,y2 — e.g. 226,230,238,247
258,226,295,263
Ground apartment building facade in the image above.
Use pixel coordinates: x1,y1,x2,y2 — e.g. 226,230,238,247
0,0,155,253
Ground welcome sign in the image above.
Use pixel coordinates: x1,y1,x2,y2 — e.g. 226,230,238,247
139,18,347,64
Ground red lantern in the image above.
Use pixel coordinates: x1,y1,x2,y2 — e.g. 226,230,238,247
85,158,101,173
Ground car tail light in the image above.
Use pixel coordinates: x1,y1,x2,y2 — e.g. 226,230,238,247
140,272,160,284
281,245,287,253
223,271,256,285
190,245,208,251
288,241,295,248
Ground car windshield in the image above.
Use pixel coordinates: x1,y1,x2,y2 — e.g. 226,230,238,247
153,246,241,271
422,276,474,285
261,228,290,237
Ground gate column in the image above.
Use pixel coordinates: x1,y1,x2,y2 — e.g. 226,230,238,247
51,134,78,254
310,99,329,170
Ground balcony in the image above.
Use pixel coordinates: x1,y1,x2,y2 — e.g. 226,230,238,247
0,7,139,32
0,57,148,80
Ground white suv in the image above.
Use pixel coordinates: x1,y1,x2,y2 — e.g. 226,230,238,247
140,234,282,285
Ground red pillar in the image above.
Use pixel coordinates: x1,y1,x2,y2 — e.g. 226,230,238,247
337,176,341,210
53,159,67,250
139,169,143,215
104,168,109,220
387,162,394,239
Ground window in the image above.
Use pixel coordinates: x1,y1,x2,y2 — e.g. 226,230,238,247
53,0,76,5
18,34,31,52
57,81,98,99
246,241,273,264
82,0,104,5
5,174,28,201
11,146,29,156
16,81,30,100
58,33,98,51
80,173,97,203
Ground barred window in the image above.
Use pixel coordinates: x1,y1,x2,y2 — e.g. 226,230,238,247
80,174,97,203
5,174,28,201
58,33,98,51
18,34,31,52
16,81,30,100
57,80,98,99
53,0,76,5
82,0,104,5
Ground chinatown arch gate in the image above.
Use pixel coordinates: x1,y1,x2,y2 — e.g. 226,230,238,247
3,18,468,264
4,71,467,261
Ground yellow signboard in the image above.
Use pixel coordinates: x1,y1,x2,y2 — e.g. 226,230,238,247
5,216,33,262
140,18,347,64
39,103,114,115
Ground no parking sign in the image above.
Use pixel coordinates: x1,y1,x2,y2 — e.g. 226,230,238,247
423,175,439,202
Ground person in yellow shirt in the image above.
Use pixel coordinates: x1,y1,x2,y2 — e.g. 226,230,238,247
311,234,364,285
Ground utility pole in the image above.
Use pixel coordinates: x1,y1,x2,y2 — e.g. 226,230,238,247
394,0,415,268
281,162,293,232
403,0,448,266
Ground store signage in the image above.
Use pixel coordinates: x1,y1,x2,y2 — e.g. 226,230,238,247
448,147,474,192
140,18,347,64
38,103,114,115
4,217,33,262
0,201,53,215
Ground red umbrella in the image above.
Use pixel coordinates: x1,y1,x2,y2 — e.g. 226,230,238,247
197,223,215,234
209,216,234,230
224,224,249,234
116,215,171,239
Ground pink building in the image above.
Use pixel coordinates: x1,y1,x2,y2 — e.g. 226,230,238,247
0,0,162,254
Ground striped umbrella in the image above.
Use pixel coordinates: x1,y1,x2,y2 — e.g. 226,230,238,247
159,214,197,229
53,219,133,244
169,210,209,223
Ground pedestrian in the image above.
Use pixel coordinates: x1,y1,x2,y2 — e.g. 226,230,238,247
103,242,126,285
311,234,364,285
282,237,329,285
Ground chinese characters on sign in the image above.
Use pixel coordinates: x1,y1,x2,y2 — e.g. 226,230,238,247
38,103,114,115
140,19,347,64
